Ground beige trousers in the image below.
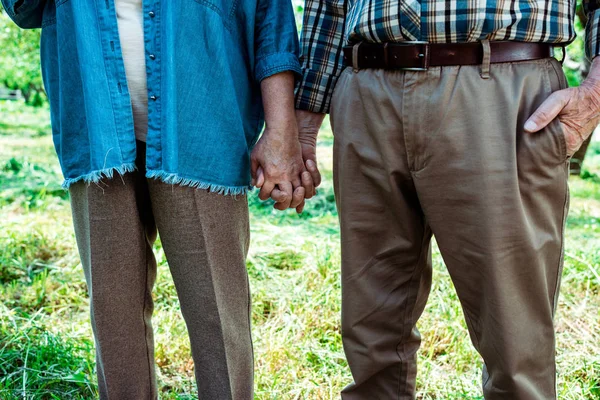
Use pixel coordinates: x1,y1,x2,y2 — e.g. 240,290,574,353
69,144,253,400
330,58,570,399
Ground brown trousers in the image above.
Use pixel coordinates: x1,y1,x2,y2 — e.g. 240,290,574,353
330,58,570,399
69,145,253,399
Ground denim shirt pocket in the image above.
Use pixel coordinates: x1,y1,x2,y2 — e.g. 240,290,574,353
41,0,70,27
192,0,240,25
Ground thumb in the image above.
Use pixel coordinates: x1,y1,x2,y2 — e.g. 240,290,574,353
256,167,265,188
524,91,567,133
306,159,322,187
250,156,259,185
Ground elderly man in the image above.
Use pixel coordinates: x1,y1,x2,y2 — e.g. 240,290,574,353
2,0,307,398
295,0,600,398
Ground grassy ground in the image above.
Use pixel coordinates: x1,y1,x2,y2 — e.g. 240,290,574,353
0,100,599,399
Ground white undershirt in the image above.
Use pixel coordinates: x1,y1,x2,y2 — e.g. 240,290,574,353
115,0,148,142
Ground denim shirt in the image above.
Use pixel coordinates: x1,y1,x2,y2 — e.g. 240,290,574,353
2,0,301,194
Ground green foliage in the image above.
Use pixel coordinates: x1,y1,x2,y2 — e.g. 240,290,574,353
0,228,65,284
0,315,96,400
0,6,45,106
563,14,587,87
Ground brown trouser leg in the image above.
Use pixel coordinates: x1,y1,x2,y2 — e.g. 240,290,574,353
69,145,252,399
146,181,253,399
331,58,570,400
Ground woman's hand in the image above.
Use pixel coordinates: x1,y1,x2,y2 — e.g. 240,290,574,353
252,71,306,212
251,122,305,211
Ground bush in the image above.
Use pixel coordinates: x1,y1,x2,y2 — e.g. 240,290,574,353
0,6,45,106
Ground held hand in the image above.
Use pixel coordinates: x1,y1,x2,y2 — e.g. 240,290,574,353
253,71,306,212
296,109,326,198
525,62,600,155
250,124,305,211
255,166,307,213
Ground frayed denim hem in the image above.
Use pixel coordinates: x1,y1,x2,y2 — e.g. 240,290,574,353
146,169,250,196
61,163,138,189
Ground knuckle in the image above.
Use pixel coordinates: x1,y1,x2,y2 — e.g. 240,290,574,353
536,110,549,121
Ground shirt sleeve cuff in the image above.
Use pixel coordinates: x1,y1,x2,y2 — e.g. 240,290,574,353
255,52,302,83
1,0,19,19
586,9,600,60
295,69,341,114
1,0,43,28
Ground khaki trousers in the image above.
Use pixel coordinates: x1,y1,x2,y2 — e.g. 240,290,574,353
69,144,253,400
330,58,570,399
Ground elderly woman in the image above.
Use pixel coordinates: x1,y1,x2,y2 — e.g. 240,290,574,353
2,0,310,398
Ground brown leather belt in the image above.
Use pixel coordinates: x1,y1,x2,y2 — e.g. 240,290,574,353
342,41,557,70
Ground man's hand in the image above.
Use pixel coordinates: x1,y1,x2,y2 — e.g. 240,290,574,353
296,109,326,198
525,58,600,156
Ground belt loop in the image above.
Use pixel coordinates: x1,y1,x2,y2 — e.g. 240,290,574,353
352,42,362,72
422,43,430,69
383,42,389,69
480,39,491,79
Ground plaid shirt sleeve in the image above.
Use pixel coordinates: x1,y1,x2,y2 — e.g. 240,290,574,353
585,0,600,59
295,0,347,114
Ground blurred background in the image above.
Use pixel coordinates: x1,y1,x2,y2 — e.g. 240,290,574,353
1,3,599,399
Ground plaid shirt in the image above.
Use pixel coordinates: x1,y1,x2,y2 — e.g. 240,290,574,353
296,0,600,113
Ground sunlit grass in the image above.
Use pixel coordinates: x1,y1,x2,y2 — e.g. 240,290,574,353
1,102,599,399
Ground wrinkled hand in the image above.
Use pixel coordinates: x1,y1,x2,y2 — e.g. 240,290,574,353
255,110,326,212
525,64,600,156
296,109,325,198
251,124,306,212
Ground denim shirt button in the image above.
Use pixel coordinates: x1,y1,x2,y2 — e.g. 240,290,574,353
149,54,156,60
150,95,157,101
148,11,155,18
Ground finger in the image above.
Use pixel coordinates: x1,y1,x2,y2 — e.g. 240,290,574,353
296,199,306,214
256,167,265,188
292,176,302,190
271,188,290,211
290,186,305,209
524,91,568,133
306,159,322,187
277,181,293,209
270,188,289,204
250,156,259,185
301,170,315,199
273,198,288,211
273,202,287,211
258,181,275,201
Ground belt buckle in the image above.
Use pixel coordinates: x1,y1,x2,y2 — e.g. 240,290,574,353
395,41,430,71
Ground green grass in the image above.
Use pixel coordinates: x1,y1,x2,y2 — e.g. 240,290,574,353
1,100,600,399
